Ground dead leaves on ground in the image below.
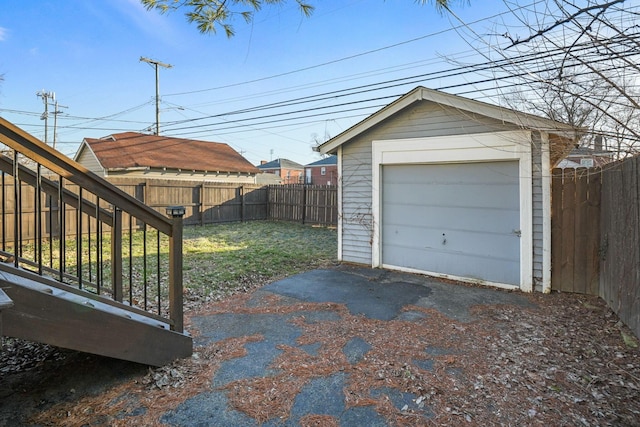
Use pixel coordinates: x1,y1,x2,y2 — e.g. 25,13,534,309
18,289,640,426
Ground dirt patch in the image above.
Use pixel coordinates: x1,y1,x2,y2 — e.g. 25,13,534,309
2,285,639,426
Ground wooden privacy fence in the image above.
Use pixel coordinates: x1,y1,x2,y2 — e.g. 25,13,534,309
106,181,338,227
107,179,268,226
599,158,640,339
268,184,338,226
0,179,115,245
551,167,601,294
108,180,337,227
551,158,640,339
0,179,338,243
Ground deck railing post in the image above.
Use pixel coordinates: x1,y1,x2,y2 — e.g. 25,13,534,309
13,150,20,267
111,207,123,302
166,206,185,333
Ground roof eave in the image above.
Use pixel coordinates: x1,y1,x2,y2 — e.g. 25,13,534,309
74,140,106,170
72,140,90,162
318,86,579,154
319,88,423,154
106,166,258,175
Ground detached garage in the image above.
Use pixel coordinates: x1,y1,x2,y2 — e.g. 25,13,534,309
318,86,576,292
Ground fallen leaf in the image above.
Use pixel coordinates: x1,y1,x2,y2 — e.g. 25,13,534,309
621,331,639,348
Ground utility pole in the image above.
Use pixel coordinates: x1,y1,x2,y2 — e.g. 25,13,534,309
52,99,68,150
140,57,172,135
36,90,55,144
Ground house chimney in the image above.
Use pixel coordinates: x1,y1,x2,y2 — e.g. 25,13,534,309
260,160,267,165
594,135,603,152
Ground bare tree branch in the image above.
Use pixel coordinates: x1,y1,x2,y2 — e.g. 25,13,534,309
507,0,625,48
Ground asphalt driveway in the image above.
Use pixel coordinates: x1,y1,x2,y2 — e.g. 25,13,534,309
5,265,638,426
162,265,534,426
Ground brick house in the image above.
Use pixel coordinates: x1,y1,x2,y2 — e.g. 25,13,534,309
304,155,338,185
556,146,616,168
257,158,304,184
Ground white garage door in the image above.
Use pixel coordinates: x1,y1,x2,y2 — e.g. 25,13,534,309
381,161,521,285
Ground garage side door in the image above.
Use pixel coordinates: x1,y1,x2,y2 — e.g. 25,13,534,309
381,161,520,285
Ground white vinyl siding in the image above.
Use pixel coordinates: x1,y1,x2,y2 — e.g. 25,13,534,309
531,131,544,291
341,143,375,265
76,147,104,176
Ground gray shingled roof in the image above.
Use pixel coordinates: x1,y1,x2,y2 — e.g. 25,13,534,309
306,155,337,167
257,158,304,170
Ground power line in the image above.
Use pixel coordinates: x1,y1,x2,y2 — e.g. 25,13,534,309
15,3,639,149
163,0,549,98
153,34,640,136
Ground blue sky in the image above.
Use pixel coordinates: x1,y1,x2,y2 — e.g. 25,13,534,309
1,0,522,165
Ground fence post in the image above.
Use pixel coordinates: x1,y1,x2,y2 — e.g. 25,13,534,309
143,180,149,205
302,185,307,224
267,185,271,220
111,207,123,302
167,206,185,333
200,182,205,226
240,185,245,222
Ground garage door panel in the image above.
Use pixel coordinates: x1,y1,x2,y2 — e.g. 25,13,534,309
384,183,519,210
383,224,519,262
383,205,519,235
383,242,520,284
384,161,519,183
382,161,520,285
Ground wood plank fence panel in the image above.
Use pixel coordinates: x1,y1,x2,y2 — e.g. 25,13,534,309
549,160,640,338
600,158,640,339
0,181,108,244
268,184,337,226
551,168,601,294
269,185,302,222
243,186,268,221
573,171,588,292
200,185,241,224
551,171,563,292
106,178,268,226
2,178,337,246
585,171,601,295
304,185,338,226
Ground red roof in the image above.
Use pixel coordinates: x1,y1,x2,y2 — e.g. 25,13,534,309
82,132,258,174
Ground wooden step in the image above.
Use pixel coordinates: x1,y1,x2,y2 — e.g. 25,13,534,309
0,269,192,367
0,288,14,336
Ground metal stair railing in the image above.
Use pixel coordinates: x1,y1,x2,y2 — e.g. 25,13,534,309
0,118,185,333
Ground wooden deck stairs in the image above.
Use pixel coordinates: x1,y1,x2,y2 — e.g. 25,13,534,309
0,118,192,367
0,265,191,366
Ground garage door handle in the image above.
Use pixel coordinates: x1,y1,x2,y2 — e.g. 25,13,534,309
512,229,522,237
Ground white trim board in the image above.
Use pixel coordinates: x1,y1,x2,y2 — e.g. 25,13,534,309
541,132,552,293
371,130,534,292
337,146,343,262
